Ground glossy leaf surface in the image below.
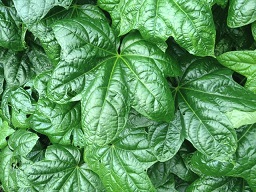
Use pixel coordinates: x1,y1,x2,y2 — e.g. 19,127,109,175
98,0,216,56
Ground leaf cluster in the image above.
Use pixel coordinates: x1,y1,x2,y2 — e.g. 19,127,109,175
1,0,256,191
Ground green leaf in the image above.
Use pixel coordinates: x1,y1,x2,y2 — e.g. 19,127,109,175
9,130,39,157
252,22,256,41
24,145,105,191
176,57,256,161
0,147,18,191
148,111,185,161
227,0,256,27
50,17,179,145
2,50,32,88
187,176,248,192
13,0,72,25
0,3,25,51
98,0,216,56
0,120,15,149
191,151,234,177
228,124,256,190
190,124,256,191
84,126,157,192
32,98,83,146
217,50,256,93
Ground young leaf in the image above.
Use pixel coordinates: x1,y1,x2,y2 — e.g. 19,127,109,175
24,145,105,191
98,0,216,56
84,126,157,192
227,0,256,27
176,58,256,161
217,51,256,93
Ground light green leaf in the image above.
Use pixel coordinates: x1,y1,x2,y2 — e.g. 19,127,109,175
227,0,256,27
84,126,157,192
98,0,216,56
0,3,25,51
24,145,105,191
13,0,72,25
32,98,84,146
0,120,15,149
217,50,256,93
176,58,256,161
8,130,39,157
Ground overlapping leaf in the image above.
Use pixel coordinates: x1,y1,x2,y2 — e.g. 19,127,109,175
175,58,256,161
227,0,256,27
98,0,216,56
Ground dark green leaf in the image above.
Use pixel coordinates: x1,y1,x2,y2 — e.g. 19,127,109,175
0,3,24,50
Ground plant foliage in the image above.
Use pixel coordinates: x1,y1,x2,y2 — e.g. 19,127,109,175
1,0,256,191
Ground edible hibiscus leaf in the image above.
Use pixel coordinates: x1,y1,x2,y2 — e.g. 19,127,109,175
175,57,256,161
84,125,157,192
49,16,180,145
98,0,216,56
23,145,105,191
227,0,256,28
